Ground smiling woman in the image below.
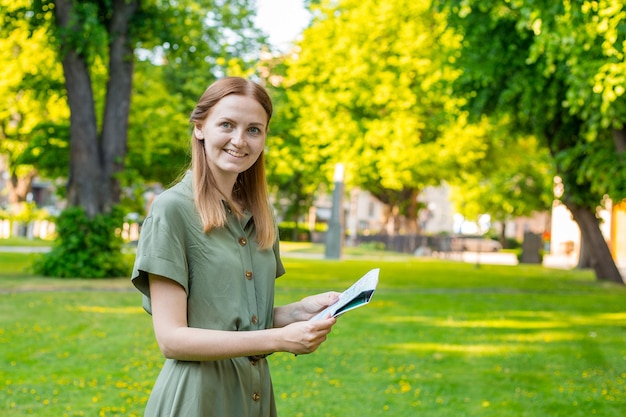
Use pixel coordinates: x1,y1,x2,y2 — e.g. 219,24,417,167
129,77,340,417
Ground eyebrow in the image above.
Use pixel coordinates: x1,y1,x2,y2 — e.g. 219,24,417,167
217,117,265,128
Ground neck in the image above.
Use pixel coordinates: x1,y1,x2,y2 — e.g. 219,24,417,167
212,172,238,202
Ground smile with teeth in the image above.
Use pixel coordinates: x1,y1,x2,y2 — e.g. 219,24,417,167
225,149,247,158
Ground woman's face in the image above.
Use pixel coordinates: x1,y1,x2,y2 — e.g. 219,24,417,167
194,94,268,183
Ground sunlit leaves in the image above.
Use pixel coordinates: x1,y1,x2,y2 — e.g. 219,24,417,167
285,0,458,198
1,0,265,209
0,0,68,185
435,0,626,207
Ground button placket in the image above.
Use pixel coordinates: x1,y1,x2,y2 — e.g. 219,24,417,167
230,216,260,332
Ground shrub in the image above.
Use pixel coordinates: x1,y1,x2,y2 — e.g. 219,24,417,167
278,222,312,242
505,237,521,250
33,206,129,278
358,241,387,251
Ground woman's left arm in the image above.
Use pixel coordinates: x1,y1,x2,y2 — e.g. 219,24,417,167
274,291,340,327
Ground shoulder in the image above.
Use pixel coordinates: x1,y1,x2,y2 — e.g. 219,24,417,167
145,179,198,233
150,179,193,215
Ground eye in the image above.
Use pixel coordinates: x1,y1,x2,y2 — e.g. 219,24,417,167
220,121,232,129
248,126,262,135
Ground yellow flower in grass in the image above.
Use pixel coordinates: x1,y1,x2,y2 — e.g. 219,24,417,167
399,380,411,393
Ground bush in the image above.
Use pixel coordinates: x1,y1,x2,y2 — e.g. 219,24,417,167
278,222,312,242
33,206,129,278
505,237,521,250
358,241,387,251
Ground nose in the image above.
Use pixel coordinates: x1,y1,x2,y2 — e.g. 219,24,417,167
230,129,246,147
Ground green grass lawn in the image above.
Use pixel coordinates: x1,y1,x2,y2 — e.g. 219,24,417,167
0,236,54,247
1,251,625,416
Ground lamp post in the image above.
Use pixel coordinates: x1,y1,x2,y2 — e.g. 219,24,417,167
325,163,344,259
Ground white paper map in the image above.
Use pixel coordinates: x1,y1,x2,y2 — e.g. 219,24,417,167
310,268,379,321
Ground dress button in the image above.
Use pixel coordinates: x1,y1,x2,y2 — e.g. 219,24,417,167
251,315,258,325
252,392,261,401
245,271,253,280
238,237,247,246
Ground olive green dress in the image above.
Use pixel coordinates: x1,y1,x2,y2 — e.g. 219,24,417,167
131,171,285,417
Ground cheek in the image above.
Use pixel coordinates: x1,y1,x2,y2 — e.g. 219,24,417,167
253,138,267,153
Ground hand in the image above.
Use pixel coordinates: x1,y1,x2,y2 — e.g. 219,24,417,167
281,317,337,355
299,291,341,320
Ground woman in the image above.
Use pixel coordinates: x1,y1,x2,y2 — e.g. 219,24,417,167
131,77,339,416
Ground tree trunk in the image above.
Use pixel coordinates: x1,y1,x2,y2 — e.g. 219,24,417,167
577,235,592,269
55,0,139,216
380,204,393,236
7,168,37,205
292,195,301,242
499,220,507,248
564,200,623,283
404,189,420,234
101,0,139,211
55,0,103,217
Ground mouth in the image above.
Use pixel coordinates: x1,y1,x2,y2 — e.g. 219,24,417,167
224,149,247,158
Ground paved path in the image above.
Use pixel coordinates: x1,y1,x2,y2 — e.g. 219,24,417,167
0,246,51,253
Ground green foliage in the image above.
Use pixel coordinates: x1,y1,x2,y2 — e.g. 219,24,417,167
261,54,322,225
277,222,312,242
1,0,266,209
357,241,387,251
0,0,69,184
14,122,70,180
134,0,266,98
279,0,460,222
33,206,128,278
446,119,555,221
433,0,626,208
11,202,50,223
125,61,190,187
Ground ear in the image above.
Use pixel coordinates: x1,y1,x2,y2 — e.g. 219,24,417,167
194,125,204,139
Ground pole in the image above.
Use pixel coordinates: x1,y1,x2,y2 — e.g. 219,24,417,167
325,163,344,259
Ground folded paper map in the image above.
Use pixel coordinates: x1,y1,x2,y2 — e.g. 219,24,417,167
310,268,379,321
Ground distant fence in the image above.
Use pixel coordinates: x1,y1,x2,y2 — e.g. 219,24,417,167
353,234,455,255
312,232,457,256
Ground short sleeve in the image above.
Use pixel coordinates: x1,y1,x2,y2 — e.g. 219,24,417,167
131,202,189,314
274,237,286,278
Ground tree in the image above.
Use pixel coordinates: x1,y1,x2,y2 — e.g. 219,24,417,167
258,51,328,238
2,0,265,276
280,0,459,234
3,0,263,218
0,0,69,208
433,0,625,282
443,116,555,244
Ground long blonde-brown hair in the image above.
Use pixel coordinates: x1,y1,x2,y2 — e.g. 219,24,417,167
188,77,276,249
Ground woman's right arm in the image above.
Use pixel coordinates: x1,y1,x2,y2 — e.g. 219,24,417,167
148,274,336,361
